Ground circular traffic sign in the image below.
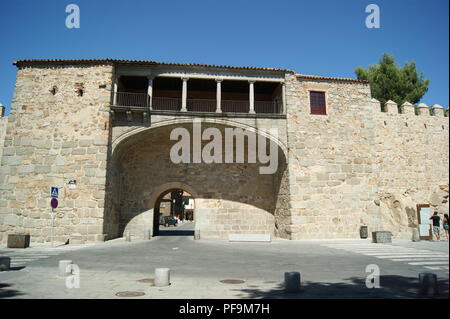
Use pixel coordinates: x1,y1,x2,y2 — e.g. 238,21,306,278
50,198,58,209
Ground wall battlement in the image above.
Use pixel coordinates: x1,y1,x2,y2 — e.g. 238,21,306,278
373,97,448,239
375,99,449,118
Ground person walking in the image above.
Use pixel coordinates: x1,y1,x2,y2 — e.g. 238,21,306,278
443,214,449,241
429,212,441,241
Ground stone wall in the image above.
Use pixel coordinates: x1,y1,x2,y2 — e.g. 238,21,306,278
0,61,448,243
0,64,113,243
284,74,381,239
283,73,448,240
373,100,449,238
0,107,8,161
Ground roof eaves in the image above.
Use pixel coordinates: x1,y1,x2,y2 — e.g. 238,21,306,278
12,59,294,73
296,74,369,84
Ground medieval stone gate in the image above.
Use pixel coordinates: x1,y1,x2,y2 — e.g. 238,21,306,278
0,59,448,244
105,116,289,240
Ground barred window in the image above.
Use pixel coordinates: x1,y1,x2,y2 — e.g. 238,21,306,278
310,91,326,115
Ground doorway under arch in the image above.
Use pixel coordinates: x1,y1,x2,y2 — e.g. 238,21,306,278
153,188,196,237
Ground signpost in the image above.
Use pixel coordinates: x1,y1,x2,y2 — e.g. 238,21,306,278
50,188,59,247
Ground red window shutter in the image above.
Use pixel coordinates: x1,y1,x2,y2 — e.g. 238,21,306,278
310,91,326,115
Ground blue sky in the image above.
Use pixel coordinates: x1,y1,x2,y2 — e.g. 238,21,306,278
0,0,448,114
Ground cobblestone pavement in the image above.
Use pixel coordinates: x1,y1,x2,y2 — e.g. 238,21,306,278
0,223,448,299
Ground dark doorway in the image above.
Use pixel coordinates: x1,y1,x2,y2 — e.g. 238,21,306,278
152,188,195,237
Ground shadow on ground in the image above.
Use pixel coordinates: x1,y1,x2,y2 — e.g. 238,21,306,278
0,283,26,298
233,276,449,299
157,230,195,237
8,266,26,271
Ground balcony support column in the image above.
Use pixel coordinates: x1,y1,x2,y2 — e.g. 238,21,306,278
282,82,286,114
249,80,255,114
216,79,222,113
113,76,119,105
181,77,189,112
147,76,153,110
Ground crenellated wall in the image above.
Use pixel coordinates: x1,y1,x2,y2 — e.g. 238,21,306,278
372,99,449,238
283,74,448,240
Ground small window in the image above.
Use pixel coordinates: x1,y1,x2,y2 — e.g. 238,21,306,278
75,83,84,97
310,91,326,115
50,86,58,95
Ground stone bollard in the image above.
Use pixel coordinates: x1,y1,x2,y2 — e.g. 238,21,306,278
419,273,439,296
412,228,420,242
126,231,131,242
155,268,170,287
144,229,152,240
284,272,301,293
372,231,392,243
59,260,73,277
0,257,11,271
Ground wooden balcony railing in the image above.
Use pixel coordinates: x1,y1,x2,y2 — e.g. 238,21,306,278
116,92,150,108
113,92,282,114
255,101,281,114
187,99,216,112
222,100,250,113
152,96,181,111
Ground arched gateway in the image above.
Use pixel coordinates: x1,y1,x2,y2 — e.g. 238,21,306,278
149,183,197,236
103,119,289,240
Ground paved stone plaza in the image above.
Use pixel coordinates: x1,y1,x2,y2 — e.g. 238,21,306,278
0,223,448,299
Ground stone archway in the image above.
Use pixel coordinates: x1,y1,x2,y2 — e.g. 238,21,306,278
111,117,289,159
146,182,198,209
105,121,290,240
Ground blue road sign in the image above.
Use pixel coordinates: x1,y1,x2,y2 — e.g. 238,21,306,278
51,187,59,198
50,198,58,209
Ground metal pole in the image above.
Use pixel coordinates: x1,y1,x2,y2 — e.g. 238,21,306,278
51,208,55,248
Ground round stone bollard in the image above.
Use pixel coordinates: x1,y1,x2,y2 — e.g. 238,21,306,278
419,273,439,296
59,260,73,277
284,272,301,293
155,268,170,287
0,257,11,271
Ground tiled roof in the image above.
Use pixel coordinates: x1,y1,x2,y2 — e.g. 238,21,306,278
12,59,294,73
296,74,368,83
12,59,369,82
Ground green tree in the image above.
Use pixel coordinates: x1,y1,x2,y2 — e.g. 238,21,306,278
355,53,429,106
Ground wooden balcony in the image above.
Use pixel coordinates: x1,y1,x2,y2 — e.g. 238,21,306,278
113,92,281,114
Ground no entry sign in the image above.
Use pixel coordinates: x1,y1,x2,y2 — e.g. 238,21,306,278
50,198,58,209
